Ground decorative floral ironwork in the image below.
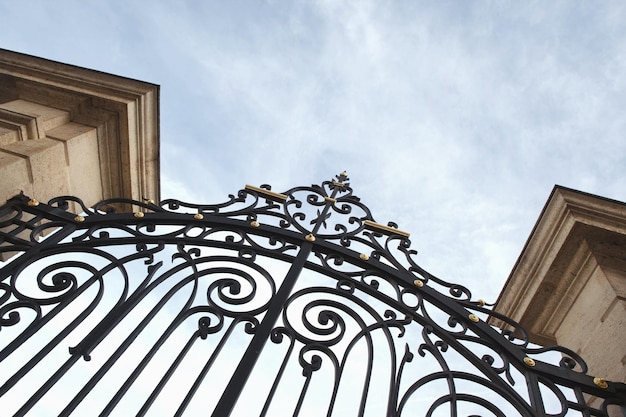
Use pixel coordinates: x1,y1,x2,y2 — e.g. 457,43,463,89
0,174,624,416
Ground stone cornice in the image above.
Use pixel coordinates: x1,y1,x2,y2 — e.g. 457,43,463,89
491,186,626,345
0,49,160,203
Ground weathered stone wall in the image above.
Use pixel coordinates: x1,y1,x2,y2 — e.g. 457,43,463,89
0,49,160,209
0,99,102,206
0,49,160,261
492,187,626,397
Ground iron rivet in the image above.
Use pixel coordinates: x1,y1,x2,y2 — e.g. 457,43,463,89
194,213,204,220
27,199,39,206
305,233,316,242
134,212,144,218
477,299,486,307
468,314,480,323
523,357,536,367
250,220,260,228
359,253,369,261
413,279,424,287
74,215,85,223
593,377,608,389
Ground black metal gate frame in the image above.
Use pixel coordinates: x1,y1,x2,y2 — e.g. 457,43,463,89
0,172,625,416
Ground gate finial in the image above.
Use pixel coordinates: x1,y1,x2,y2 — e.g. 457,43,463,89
337,171,349,182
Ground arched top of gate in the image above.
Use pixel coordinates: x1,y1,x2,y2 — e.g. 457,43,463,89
98,171,446,306
160,170,405,241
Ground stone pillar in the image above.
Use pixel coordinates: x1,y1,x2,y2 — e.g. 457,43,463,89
0,49,160,261
0,48,160,208
0,99,101,206
491,186,626,409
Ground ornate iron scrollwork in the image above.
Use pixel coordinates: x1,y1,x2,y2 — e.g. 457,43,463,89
0,173,624,416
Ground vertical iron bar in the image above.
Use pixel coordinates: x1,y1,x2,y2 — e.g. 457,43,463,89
136,333,198,417
259,332,295,417
526,372,547,417
174,318,251,416
211,185,342,416
210,241,313,416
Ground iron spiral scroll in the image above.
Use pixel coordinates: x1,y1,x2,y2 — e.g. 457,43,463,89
0,172,624,417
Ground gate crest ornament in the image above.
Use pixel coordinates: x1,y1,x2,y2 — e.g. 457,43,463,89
0,173,625,417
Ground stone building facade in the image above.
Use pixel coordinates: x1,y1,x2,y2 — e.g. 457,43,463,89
492,186,626,389
0,49,160,210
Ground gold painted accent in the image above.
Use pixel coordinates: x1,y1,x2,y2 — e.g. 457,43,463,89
134,212,145,218
523,357,536,367
245,185,287,202
27,199,39,207
194,213,204,220
250,220,260,228
74,215,85,223
359,253,369,261
324,197,337,203
477,299,486,307
340,171,347,176
364,220,410,238
593,377,608,389
468,314,480,323
145,199,155,205
305,233,316,242
413,279,424,288
332,181,345,187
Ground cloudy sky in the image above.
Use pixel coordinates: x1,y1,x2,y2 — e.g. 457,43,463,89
1,0,625,302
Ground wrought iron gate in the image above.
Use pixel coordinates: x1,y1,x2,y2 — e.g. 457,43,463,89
1,173,625,416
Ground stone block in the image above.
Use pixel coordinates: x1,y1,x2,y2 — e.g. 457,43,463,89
0,125,20,146
556,265,615,348
0,151,34,261
0,138,70,203
47,122,103,207
577,299,626,384
0,99,70,132
0,108,35,140
0,150,32,201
